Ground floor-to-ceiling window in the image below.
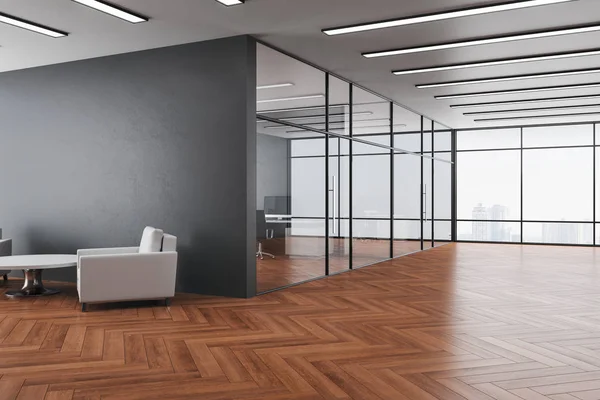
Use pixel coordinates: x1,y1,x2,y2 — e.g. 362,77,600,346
457,123,597,246
256,43,454,293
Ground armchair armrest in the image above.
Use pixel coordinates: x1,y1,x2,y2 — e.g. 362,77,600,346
77,247,139,264
77,252,178,303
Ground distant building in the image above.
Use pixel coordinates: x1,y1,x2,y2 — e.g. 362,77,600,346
489,205,510,241
542,223,578,244
472,203,488,241
471,203,512,242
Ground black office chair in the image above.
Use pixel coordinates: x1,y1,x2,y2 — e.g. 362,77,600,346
256,210,275,260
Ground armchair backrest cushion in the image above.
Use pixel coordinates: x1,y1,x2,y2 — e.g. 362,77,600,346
162,234,177,252
139,227,164,253
0,238,12,257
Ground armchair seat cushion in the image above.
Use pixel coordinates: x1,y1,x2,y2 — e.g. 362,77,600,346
139,227,163,253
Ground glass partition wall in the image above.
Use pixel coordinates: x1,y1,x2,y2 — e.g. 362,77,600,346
256,43,454,293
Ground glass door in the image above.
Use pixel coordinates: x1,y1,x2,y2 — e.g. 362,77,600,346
328,137,351,273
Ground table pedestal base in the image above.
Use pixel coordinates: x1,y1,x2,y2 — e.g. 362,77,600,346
5,269,60,298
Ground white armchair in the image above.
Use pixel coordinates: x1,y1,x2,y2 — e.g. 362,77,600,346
0,238,12,281
77,227,178,312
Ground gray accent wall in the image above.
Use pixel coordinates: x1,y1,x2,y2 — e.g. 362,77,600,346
0,36,257,298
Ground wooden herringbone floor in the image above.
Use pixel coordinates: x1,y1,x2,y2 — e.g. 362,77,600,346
2,243,600,399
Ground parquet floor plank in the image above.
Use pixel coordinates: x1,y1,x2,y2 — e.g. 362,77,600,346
44,390,74,400
16,384,48,400
1,243,600,399
0,378,24,400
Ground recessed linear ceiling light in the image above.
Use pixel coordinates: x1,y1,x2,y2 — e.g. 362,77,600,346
323,0,574,36
464,103,600,116
256,111,373,123
257,83,294,90
363,24,600,58
285,124,407,134
475,111,600,122
259,104,350,114
0,13,67,37
435,82,600,100
257,94,325,104
451,94,600,108
416,68,600,89
393,49,600,76
265,117,390,129
72,0,148,23
215,0,244,6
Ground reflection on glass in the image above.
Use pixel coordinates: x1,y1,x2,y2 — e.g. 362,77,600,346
523,223,593,245
257,44,325,114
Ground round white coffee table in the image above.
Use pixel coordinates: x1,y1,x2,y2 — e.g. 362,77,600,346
0,255,77,297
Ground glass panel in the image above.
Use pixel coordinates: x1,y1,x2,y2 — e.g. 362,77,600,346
457,150,521,221
353,154,390,220
291,139,324,157
394,154,422,220
393,104,422,134
458,221,521,242
523,148,593,221
523,222,593,245
423,154,433,249
352,88,390,138
256,124,325,293
394,133,421,153
328,76,351,136
327,77,351,274
352,89,391,267
423,120,433,153
434,221,452,245
434,153,452,220
596,224,600,245
257,43,325,115
353,219,391,267
394,153,422,256
457,128,521,150
434,122,452,152
597,147,600,223
394,220,421,255
523,125,593,148
352,135,390,155
393,105,423,257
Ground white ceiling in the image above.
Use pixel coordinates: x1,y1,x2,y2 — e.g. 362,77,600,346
1,0,600,129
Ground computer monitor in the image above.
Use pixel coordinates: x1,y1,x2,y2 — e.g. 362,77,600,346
264,196,290,215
